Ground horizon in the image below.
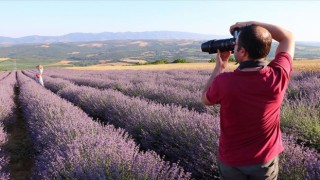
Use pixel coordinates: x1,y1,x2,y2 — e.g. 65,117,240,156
1,31,320,43
1,1,320,41
0,30,216,37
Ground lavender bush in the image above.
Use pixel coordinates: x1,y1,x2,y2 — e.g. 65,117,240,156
18,71,190,179
280,135,320,180
286,71,320,102
0,72,15,122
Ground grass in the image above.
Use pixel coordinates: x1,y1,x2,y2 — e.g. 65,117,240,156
281,103,320,149
63,59,320,71
0,58,72,71
292,59,320,71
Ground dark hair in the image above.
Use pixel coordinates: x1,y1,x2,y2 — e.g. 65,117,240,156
237,25,272,59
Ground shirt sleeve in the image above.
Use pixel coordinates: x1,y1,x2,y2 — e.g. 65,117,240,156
206,75,222,104
268,52,293,77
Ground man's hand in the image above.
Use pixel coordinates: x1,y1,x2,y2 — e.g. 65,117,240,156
216,50,231,70
230,21,254,35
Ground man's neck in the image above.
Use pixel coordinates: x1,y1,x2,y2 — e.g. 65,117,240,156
241,58,265,62
238,58,266,71
240,67,263,71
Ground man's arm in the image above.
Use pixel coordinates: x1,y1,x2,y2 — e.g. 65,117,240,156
230,21,295,59
201,50,231,105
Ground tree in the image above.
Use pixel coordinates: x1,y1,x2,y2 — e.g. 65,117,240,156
209,55,236,63
209,58,215,63
228,56,236,62
172,58,188,63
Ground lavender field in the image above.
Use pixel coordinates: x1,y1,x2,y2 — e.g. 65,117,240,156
0,69,319,179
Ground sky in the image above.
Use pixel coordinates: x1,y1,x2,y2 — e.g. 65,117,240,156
1,1,319,41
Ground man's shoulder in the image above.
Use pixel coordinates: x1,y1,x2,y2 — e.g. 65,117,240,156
268,52,292,76
275,52,292,60
269,52,292,65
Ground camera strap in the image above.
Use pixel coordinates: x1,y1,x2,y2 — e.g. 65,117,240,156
239,60,266,70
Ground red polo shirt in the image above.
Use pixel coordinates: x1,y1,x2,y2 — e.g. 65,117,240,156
206,52,292,166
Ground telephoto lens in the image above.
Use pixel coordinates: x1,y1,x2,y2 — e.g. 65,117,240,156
201,28,240,54
201,38,236,54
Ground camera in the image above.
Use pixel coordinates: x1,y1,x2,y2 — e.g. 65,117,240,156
201,28,240,54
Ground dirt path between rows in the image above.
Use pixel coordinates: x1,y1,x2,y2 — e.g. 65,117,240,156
5,72,34,180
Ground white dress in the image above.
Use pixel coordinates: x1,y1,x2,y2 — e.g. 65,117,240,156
35,69,44,86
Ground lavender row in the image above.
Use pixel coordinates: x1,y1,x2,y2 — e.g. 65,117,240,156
0,71,10,81
38,72,320,179
45,68,210,83
45,69,207,93
0,71,15,122
53,74,208,112
0,72,16,179
17,71,190,179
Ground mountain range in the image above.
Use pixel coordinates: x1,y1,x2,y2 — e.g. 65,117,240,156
0,31,228,45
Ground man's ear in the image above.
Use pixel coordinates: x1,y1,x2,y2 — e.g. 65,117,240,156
239,47,248,58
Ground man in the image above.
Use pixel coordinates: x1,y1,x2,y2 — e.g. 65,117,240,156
35,64,44,86
201,21,295,179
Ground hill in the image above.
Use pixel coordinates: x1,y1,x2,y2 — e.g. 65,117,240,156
0,39,319,70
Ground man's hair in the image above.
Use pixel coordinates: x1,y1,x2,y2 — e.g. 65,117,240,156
237,25,272,60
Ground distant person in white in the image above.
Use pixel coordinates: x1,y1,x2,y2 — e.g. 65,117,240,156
35,64,44,86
